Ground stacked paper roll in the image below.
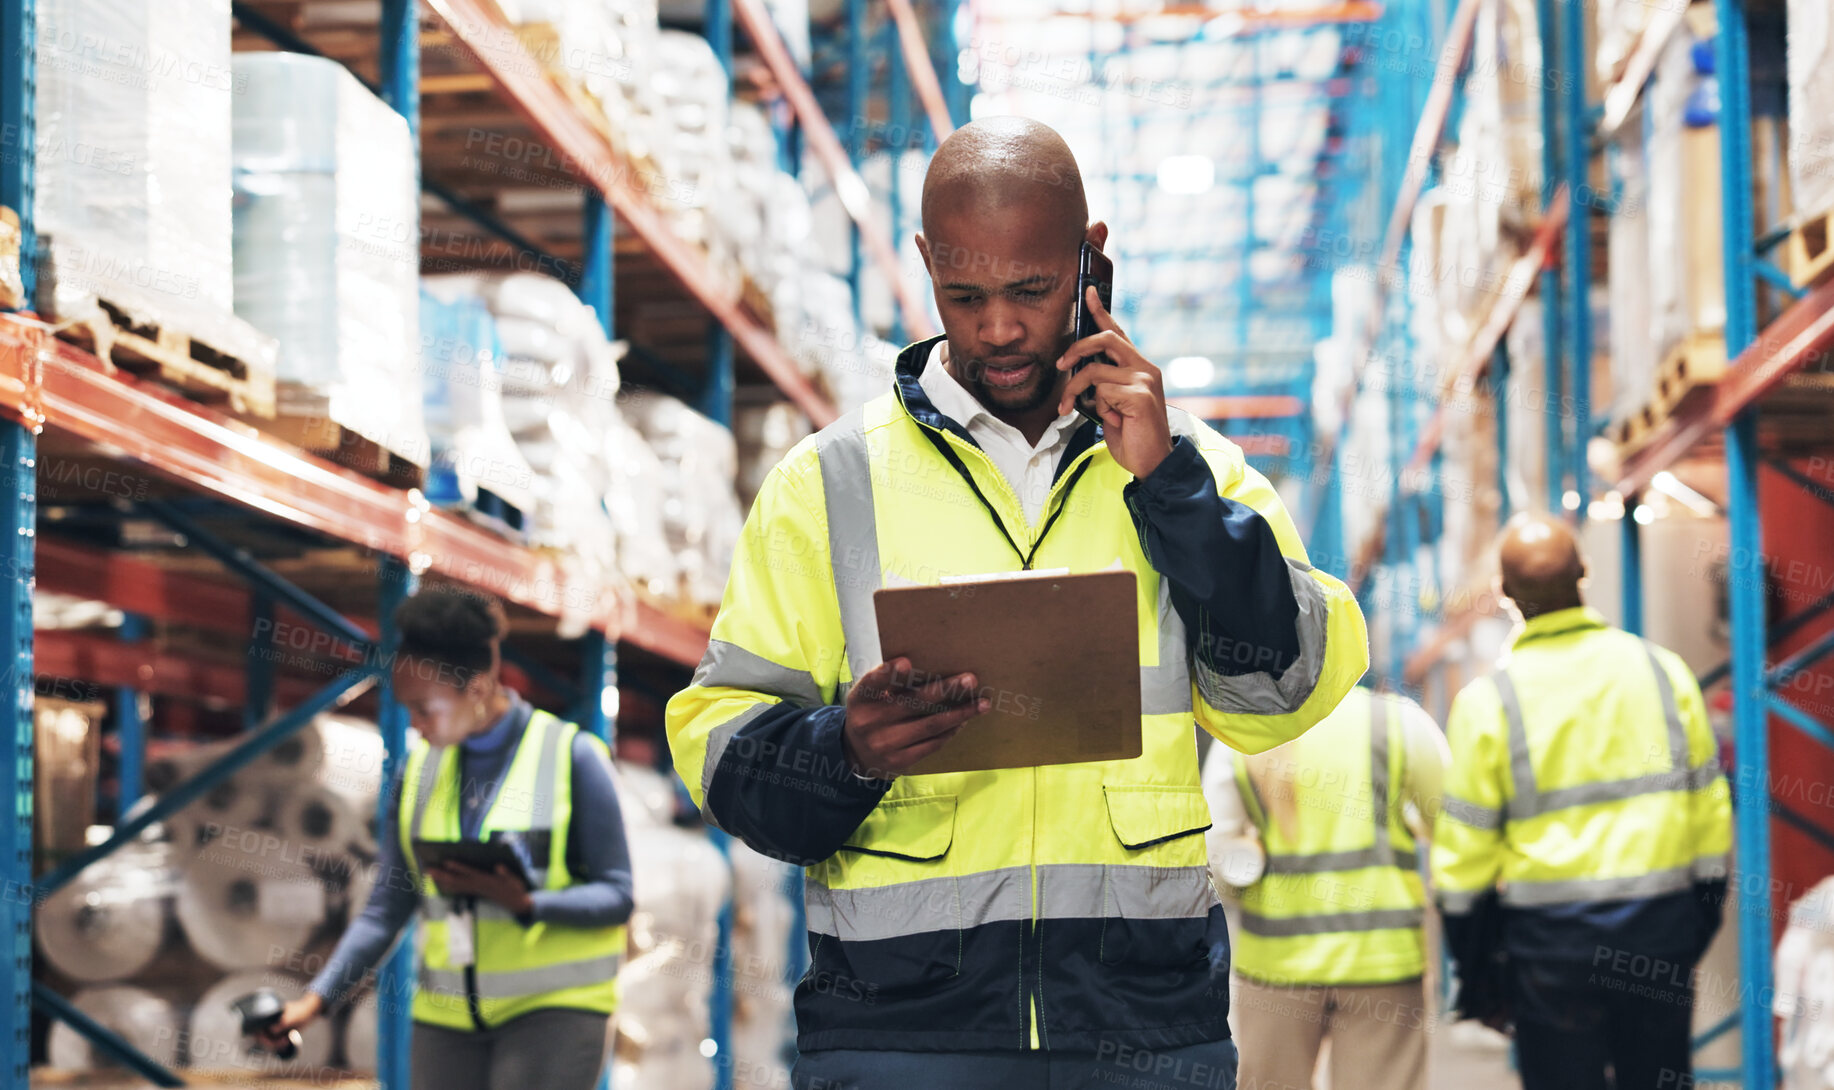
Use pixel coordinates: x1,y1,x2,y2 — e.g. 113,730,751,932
36,842,179,984
187,971,334,1075
727,842,797,1090
176,855,326,971
45,985,184,1071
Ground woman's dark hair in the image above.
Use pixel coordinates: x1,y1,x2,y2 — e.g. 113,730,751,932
393,586,507,689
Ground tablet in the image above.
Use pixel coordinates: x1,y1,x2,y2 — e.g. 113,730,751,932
872,569,1143,775
411,838,537,891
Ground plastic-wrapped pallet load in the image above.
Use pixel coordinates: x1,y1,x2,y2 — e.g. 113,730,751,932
1607,103,1657,429
652,30,740,286
605,408,678,600
499,0,663,169
734,403,812,511
1776,877,1834,1088
418,283,540,524
1788,0,1834,221
232,52,427,468
727,842,798,1090
619,391,744,608
32,0,274,369
1644,21,1726,370
613,761,732,1090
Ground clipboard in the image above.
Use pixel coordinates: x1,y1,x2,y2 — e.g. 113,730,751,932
872,569,1142,775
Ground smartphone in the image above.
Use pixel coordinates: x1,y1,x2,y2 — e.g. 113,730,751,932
1069,241,1115,426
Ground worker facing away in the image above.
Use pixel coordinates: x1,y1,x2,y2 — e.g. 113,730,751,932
1202,685,1448,1090
666,116,1369,1090
1433,513,1732,1090
260,588,634,1090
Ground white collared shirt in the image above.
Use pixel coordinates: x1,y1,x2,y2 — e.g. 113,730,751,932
916,342,1085,525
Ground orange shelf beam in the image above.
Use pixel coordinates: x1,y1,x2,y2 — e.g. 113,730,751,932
1170,395,1305,419
886,0,956,141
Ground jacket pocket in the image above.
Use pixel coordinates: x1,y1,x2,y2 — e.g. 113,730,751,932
827,794,963,996
1099,786,1216,969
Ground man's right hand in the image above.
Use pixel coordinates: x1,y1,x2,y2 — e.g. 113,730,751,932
257,992,321,1050
842,658,989,778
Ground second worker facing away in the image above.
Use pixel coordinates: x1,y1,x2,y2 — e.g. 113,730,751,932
667,116,1370,1089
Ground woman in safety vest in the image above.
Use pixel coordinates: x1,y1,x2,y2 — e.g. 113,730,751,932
258,587,634,1090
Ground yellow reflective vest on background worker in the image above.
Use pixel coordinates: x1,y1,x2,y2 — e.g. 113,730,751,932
402,709,624,1030
1431,608,1732,916
667,338,1369,1053
1232,687,1429,986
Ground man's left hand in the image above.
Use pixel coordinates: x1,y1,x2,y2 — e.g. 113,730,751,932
1056,285,1175,479
428,862,534,917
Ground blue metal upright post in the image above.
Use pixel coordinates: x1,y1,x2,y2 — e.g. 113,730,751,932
573,631,617,744
579,194,614,337
1559,0,1591,516
0,3,33,1085
1535,0,1564,513
114,614,147,818
375,557,417,1090
887,20,910,347
701,0,735,429
1621,510,1643,636
847,0,867,331
1714,0,1769,1080
1492,342,1511,522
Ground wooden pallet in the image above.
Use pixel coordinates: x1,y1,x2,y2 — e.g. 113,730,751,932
257,387,426,488
56,297,277,418
1787,205,1834,290
1611,331,1728,454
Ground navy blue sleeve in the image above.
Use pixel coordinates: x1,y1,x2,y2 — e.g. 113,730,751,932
309,768,419,1008
529,733,636,929
1123,436,1301,678
704,703,891,866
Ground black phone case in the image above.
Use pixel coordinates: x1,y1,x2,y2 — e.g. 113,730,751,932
1071,243,1114,426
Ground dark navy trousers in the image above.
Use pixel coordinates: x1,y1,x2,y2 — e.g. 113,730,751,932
1510,956,1697,1090
791,1038,1239,1090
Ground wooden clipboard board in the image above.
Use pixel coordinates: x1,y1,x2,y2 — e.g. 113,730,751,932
872,569,1142,775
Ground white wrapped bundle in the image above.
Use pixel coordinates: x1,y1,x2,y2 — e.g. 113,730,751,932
232,52,426,466
176,853,326,971
34,0,235,330
1607,110,1656,424
1788,0,1834,219
618,391,743,605
36,841,180,983
1644,28,1725,366
605,408,677,599
418,282,539,518
728,842,797,1090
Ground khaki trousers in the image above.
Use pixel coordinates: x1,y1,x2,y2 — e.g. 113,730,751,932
1232,975,1429,1090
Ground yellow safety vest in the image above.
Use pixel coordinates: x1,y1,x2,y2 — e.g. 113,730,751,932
1432,608,1732,915
667,337,1370,1052
401,708,624,1030
1233,687,1427,986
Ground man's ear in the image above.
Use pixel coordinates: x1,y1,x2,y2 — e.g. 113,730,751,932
915,232,932,274
1085,220,1109,251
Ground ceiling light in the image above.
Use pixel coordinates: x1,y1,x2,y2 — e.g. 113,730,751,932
1166,356,1215,389
1157,155,1215,195
1633,505,1654,525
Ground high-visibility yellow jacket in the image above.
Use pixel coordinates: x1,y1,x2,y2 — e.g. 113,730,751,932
402,709,625,1030
1431,608,1731,937
666,338,1368,1052
1229,687,1432,986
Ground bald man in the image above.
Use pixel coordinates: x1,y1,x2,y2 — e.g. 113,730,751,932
668,117,1370,1089
1431,514,1732,1090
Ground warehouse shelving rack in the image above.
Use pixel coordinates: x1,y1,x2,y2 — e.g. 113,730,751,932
0,0,943,1085
1347,0,1834,1083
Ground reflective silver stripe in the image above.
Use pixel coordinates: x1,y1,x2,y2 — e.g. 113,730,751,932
1259,694,1413,876
1437,889,1485,914
528,713,566,832
805,866,1031,942
1693,852,1730,880
1192,558,1329,716
1500,866,1694,907
1262,847,1416,875
1039,863,1220,922
803,863,1219,942
700,703,774,832
1238,907,1423,937
1442,795,1504,831
1528,770,1691,814
1494,670,1537,820
1142,580,1193,716
693,639,824,707
410,745,447,843
419,953,623,999
1642,641,1689,774
1689,757,1725,791
816,411,882,679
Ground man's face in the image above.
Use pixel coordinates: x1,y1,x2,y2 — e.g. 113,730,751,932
919,202,1085,416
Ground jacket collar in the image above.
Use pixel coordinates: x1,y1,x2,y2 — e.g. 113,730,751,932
889,336,1104,482
1511,606,1609,648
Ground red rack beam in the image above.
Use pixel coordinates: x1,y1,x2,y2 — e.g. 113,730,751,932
886,0,955,141
1031,2,1384,26
0,318,730,663
1170,395,1305,419
1375,0,1480,276
732,0,939,339
1616,275,1834,497
35,631,323,710
424,0,838,427
1597,5,1689,138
